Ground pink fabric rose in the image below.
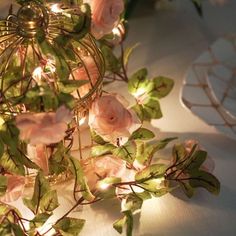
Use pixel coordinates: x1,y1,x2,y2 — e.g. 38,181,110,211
27,144,49,175
16,106,72,145
82,155,126,190
184,140,215,173
209,0,228,5
89,94,140,144
69,56,100,98
85,0,124,39
0,175,25,203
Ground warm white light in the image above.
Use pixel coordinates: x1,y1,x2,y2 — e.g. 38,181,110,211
133,87,146,98
32,67,43,84
50,4,63,13
79,117,86,126
112,27,121,37
0,116,4,127
98,182,110,190
46,59,56,73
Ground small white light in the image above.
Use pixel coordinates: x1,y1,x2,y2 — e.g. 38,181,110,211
98,182,110,190
32,67,43,84
112,27,121,37
50,4,63,13
79,117,86,126
133,87,146,98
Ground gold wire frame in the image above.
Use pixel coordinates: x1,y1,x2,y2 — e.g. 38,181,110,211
0,1,105,118
0,1,105,185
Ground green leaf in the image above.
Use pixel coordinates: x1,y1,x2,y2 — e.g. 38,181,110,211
23,172,50,214
189,170,220,195
135,164,167,182
179,181,195,198
113,216,126,234
128,68,150,95
68,156,95,201
0,175,7,197
132,98,162,122
113,211,133,236
0,152,25,176
152,76,174,98
101,45,121,72
172,143,187,164
187,150,207,171
90,130,108,145
91,144,116,157
153,137,177,152
53,217,85,236
124,43,139,66
112,141,136,164
30,213,52,229
58,80,89,94
129,128,155,140
40,190,59,213
97,177,121,199
123,194,143,213
0,139,4,158
135,141,155,165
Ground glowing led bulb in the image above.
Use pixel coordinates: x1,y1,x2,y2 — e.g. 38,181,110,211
32,66,43,84
50,4,63,13
79,117,86,126
133,87,146,98
98,182,110,190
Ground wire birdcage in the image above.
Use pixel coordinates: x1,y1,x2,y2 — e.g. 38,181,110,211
0,1,105,118
0,1,105,185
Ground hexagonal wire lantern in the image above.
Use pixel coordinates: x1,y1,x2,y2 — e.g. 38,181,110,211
0,1,105,183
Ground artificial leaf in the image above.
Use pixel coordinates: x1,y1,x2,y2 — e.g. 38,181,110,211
23,172,50,214
123,194,143,214
53,217,85,236
129,128,155,140
101,45,121,72
152,76,174,98
0,139,4,158
97,177,121,199
30,213,52,229
90,130,108,145
91,144,115,157
124,43,139,66
135,141,155,165
0,175,7,197
58,80,89,94
189,170,220,195
128,68,150,95
179,181,195,198
68,156,95,201
135,164,167,182
40,190,59,213
112,141,136,164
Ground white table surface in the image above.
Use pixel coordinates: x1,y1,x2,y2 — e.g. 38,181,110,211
1,0,236,235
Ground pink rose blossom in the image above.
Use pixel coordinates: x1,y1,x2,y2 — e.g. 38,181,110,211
69,56,100,98
209,0,228,5
85,0,124,39
89,94,140,144
16,106,72,145
27,144,49,175
0,175,25,203
82,155,126,189
184,140,215,173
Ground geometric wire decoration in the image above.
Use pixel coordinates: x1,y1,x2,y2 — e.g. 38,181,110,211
182,35,236,140
0,1,105,185
0,1,105,118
